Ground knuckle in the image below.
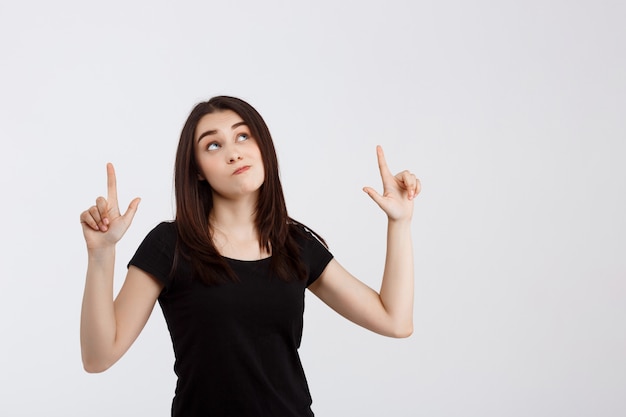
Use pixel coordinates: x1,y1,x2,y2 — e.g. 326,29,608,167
88,207,100,219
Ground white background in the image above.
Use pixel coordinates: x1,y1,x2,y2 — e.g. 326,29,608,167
1,1,625,416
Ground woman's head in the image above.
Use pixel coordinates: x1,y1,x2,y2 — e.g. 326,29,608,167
174,96,298,284
175,96,281,220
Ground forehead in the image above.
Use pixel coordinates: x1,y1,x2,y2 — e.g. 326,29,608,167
194,110,245,140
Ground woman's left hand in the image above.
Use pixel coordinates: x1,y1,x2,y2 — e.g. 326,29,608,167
363,145,421,221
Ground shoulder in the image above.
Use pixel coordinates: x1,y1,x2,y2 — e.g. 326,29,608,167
151,220,177,234
288,219,328,249
129,221,179,288
288,220,333,286
131,221,178,262
142,221,177,243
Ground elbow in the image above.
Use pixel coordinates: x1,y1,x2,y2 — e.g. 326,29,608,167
375,313,414,338
81,342,120,373
391,326,413,339
83,360,110,374
83,365,104,374
82,354,114,374
387,321,413,338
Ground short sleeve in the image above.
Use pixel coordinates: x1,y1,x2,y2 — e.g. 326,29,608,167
128,222,177,288
299,228,333,287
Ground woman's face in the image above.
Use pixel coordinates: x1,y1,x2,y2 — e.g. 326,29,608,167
194,110,265,200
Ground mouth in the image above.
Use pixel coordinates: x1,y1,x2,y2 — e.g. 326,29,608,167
232,165,251,175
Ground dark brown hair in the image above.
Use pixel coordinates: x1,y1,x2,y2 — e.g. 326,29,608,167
173,96,320,285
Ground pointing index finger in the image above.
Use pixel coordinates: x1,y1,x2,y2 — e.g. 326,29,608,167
106,162,118,205
376,145,393,180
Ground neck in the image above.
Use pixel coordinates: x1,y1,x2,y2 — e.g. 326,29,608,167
209,194,269,260
210,194,256,231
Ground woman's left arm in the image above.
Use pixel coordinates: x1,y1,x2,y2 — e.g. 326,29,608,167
308,145,420,338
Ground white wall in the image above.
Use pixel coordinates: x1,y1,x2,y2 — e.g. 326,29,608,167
1,1,624,416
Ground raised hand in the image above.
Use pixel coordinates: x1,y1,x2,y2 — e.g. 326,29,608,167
80,163,141,249
363,146,420,221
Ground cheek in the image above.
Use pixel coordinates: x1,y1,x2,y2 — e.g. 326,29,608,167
253,145,264,167
195,156,218,182
256,155,266,180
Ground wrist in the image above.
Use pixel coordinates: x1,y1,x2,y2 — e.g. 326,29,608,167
387,217,412,228
87,245,116,262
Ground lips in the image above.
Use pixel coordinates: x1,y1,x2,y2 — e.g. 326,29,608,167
232,165,251,175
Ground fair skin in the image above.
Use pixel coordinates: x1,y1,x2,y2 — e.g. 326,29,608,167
195,111,268,259
80,110,420,373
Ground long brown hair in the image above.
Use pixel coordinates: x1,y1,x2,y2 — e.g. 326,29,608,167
173,96,319,285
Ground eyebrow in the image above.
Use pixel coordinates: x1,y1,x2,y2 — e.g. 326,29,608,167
197,121,247,143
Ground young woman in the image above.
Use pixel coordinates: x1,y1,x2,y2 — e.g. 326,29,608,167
80,96,420,416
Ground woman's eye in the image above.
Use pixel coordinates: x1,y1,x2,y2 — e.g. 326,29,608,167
207,142,220,151
236,133,249,142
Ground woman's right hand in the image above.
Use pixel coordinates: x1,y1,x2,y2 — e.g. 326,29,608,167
80,163,141,250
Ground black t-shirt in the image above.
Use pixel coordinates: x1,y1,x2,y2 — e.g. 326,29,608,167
128,221,333,417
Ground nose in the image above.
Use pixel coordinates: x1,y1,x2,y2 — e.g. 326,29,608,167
227,150,243,164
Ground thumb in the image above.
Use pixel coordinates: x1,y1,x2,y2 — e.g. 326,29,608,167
363,187,385,209
122,197,141,223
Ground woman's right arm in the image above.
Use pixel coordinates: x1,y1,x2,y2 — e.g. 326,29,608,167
79,163,163,373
